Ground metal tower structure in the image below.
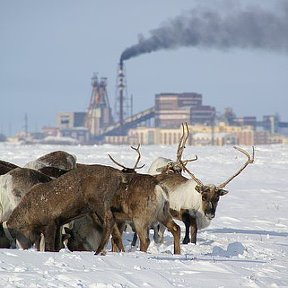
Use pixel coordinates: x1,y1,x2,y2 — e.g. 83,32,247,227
85,74,113,137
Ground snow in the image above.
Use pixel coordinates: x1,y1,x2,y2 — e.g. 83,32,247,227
0,142,287,288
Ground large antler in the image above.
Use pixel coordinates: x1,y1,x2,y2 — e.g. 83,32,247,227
217,146,255,189
176,122,198,166
179,158,203,187
130,144,145,170
108,144,145,171
176,122,203,186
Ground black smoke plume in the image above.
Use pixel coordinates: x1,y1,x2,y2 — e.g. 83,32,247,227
120,1,288,63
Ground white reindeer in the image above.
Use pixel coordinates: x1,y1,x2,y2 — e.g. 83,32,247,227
150,123,255,244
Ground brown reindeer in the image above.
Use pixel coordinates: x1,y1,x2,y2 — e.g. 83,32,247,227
109,145,181,254
0,164,128,254
65,145,181,254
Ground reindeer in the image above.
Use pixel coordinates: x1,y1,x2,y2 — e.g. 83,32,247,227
65,145,181,254
151,123,255,244
0,168,52,223
108,145,181,254
64,212,124,253
63,148,145,253
24,150,77,178
0,160,19,175
0,164,127,254
0,151,78,248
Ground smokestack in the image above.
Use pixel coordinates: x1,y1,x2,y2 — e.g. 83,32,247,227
120,1,288,63
118,61,125,127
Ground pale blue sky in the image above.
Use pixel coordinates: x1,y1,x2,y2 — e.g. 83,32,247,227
0,0,287,136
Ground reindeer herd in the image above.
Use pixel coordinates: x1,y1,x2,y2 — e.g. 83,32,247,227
0,123,255,255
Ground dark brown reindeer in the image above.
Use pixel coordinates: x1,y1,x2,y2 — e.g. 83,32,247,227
64,146,145,253
0,164,128,254
108,145,181,254
152,123,255,244
0,160,19,175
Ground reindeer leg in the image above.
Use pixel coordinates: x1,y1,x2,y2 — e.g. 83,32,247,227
133,222,150,252
111,223,125,252
95,210,115,255
34,233,43,251
161,217,181,255
181,211,191,244
157,223,166,244
131,232,138,247
190,217,197,244
54,226,63,251
44,223,57,252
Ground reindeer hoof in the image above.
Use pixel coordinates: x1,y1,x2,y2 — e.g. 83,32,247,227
94,249,107,256
182,238,190,244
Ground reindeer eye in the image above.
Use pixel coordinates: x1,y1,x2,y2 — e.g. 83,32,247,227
202,195,208,202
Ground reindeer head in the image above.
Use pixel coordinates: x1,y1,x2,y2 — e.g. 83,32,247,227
156,161,183,175
184,145,254,219
194,184,228,219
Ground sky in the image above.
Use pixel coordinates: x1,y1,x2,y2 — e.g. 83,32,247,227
0,0,287,136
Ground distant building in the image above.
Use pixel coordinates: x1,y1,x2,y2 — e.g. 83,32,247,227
155,92,215,128
190,105,216,125
234,116,257,129
104,123,255,146
56,112,86,129
262,115,279,134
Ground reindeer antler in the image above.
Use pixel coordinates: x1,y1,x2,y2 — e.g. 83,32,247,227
179,159,203,187
108,154,127,170
218,146,255,189
130,144,145,170
176,122,198,166
108,144,145,171
176,122,203,185
176,122,189,162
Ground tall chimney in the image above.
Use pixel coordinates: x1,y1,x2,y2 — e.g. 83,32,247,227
118,61,125,127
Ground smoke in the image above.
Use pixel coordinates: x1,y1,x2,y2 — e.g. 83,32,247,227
120,1,288,63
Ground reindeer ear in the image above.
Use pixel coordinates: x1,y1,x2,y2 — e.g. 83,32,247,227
218,189,229,196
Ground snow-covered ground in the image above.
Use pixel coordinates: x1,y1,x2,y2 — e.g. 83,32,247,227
0,143,287,288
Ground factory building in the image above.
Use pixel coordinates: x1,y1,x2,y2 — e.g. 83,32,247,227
123,122,254,146
53,72,287,145
155,92,215,128
56,112,86,129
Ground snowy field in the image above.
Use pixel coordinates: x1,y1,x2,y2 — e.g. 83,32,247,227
0,142,287,288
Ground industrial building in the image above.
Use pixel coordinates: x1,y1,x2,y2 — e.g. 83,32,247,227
53,70,288,145
155,92,215,128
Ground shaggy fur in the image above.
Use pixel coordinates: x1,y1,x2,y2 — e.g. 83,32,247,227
1,164,127,254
